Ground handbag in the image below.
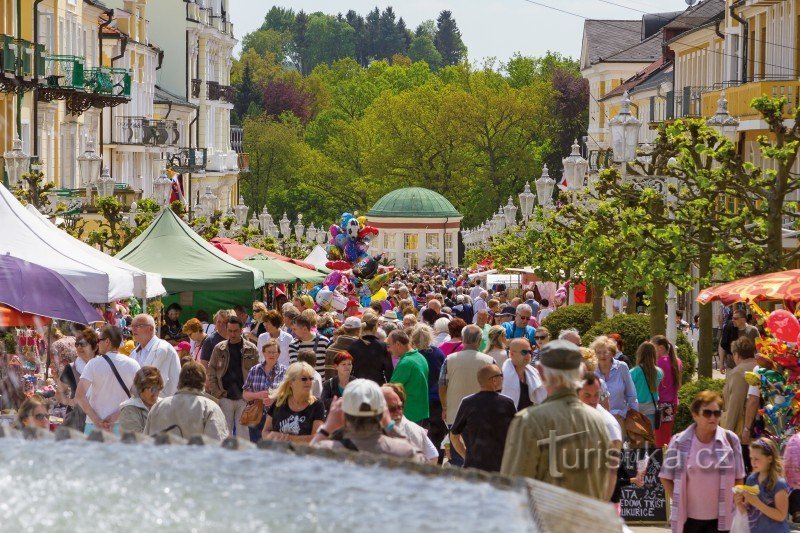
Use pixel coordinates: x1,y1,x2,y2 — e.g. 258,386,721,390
62,404,87,432
240,399,264,426
648,386,661,430
624,409,655,448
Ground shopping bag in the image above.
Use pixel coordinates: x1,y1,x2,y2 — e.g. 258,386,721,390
730,509,750,533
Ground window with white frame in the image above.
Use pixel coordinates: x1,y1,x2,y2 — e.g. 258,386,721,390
426,233,439,250
384,233,395,250
404,233,417,250
444,233,453,250
37,11,54,54
60,122,79,189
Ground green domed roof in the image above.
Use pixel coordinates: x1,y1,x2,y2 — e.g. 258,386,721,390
367,187,462,219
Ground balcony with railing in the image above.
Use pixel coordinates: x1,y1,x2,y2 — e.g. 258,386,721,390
237,152,250,173
114,116,181,146
41,55,84,91
0,36,44,92
168,147,207,173
702,79,800,121
674,86,710,118
230,125,244,153
207,80,220,100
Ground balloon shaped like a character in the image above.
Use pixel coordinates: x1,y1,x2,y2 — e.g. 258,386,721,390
766,309,800,343
315,288,333,310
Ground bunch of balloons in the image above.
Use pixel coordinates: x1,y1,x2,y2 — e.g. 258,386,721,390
310,211,391,310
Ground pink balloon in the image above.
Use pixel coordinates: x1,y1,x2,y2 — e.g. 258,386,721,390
766,309,800,343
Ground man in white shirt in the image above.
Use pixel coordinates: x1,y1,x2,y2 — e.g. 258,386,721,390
469,280,483,303
579,371,622,445
75,325,140,435
472,290,488,323
256,309,293,366
382,383,439,463
131,314,181,397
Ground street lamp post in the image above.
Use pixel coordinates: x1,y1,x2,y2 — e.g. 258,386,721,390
3,137,30,188
279,213,291,240
152,168,172,208
519,181,535,222
562,139,589,191
503,196,518,226
77,137,102,190
706,91,740,142
535,164,555,208
96,168,116,198
200,185,217,218
294,213,305,241
233,196,248,227
609,91,642,164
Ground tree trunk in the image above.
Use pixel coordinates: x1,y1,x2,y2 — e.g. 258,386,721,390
591,284,603,324
626,289,637,314
697,242,713,378
650,282,666,337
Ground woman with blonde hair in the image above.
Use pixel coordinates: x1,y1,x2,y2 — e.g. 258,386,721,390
247,301,269,343
261,362,325,443
592,335,638,425
486,325,508,368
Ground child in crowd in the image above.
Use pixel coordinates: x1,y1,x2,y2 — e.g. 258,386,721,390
736,437,790,532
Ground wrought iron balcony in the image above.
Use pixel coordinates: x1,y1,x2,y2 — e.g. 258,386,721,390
0,36,45,92
207,80,220,100
168,147,207,173
220,84,235,102
39,55,84,97
588,149,613,171
674,86,710,118
191,78,201,98
114,116,181,146
230,125,244,153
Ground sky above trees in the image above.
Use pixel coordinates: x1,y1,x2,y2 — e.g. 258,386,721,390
231,0,694,61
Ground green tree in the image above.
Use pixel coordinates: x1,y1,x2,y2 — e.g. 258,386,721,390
434,10,466,66
261,6,296,33
408,35,442,70
305,14,357,72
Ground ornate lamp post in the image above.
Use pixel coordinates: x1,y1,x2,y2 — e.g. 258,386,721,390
233,196,248,227
535,164,555,208
519,181,535,222
3,137,30,188
249,214,259,229
152,168,172,207
609,91,642,163
294,213,305,241
279,213,291,239
706,91,740,142
200,185,217,217
503,196,518,226
77,137,102,189
316,227,327,245
96,168,116,198
258,206,271,235
562,139,589,191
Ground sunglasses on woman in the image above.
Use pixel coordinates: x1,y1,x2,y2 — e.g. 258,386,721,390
75,340,89,347
297,376,313,382
32,413,48,421
701,409,722,419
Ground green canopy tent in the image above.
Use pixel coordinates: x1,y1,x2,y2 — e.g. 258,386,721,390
116,208,265,318
243,256,326,284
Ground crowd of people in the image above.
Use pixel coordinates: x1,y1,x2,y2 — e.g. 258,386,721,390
7,269,797,531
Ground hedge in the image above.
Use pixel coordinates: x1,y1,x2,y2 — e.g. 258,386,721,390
582,313,697,383
541,304,594,339
673,378,725,434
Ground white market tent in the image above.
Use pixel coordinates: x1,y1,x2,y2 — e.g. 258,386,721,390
25,205,166,299
304,245,329,270
0,183,145,303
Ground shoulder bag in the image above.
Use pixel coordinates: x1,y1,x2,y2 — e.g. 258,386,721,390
103,355,131,398
240,398,264,426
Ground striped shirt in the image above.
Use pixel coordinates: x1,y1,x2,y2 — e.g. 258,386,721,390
288,333,330,374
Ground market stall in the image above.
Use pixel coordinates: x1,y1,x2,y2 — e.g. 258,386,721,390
116,208,265,320
0,183,146,303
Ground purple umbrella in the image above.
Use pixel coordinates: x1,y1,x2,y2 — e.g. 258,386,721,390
0,254,102,325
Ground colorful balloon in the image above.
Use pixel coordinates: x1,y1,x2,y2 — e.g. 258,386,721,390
767,309,800,343
371,288,388,302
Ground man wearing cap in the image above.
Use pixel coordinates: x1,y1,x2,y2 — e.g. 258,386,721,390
502,304,537,345
501,340,613,501
438,324,495,466
344,300,361,318
311,379,426,462
324,317,360,379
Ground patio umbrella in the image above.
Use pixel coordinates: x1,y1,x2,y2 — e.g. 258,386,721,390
242,256,326,284
0,305,52,327
697,269,800,306
0,254,102,324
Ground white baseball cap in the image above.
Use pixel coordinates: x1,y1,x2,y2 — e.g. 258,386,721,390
342,379,386,417
343,316,362,330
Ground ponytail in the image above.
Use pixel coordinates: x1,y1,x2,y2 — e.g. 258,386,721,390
652,335,681,388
